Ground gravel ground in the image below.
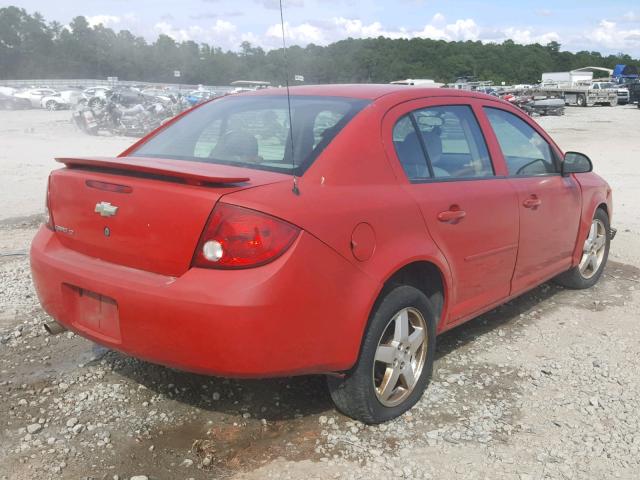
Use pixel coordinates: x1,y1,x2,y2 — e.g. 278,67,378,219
0,105,639,480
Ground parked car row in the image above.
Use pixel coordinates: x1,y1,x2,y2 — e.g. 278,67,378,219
0,92,32,110
0,86,87,110
0,84,223,111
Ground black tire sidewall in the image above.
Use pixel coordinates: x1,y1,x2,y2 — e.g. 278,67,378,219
334,285,437,423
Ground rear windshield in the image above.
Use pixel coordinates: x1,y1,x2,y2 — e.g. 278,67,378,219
131,95,370,175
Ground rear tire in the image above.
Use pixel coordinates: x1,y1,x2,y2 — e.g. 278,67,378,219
576,94,587,107
554,208,610,289
46,100,58,111
327,285,436,424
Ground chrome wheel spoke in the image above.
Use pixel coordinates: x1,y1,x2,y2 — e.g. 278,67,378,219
375,345,396,365
579,253,590,271
393,310,409,343
401,364,416,388
379,366,400,401
408,328,425,355
588,223,596,243
579,218,606,279
583,223,596,251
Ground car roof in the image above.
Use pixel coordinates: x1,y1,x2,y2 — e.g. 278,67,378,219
245,83,503,104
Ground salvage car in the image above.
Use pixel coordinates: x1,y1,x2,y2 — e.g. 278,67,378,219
14,87,58,108
31,85,614,423
0,92,32,110
41,90,82,111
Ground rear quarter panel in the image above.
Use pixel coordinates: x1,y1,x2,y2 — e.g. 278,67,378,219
223,102,453,334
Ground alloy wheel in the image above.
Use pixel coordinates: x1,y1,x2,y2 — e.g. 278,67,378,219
579,218,607,279
373,307,428,407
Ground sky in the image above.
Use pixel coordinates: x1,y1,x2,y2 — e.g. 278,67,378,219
11,0,640,56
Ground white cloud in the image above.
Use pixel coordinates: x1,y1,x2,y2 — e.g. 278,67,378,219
587,19,640,52
240,31,262,45
499,27,560,45
441,19,479,41
211,19,237,36
266,21,325,44
154,19,238,47
431,13,445,25
265,16,481,46
145,15,638,56
333,18,409,39
87,15,121,28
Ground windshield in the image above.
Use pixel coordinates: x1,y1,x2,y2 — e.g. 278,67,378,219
131,95,370,175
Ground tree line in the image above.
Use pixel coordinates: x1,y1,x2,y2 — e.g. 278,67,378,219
1,6,638,86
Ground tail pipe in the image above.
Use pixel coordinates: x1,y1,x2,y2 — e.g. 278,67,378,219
43,320,67,335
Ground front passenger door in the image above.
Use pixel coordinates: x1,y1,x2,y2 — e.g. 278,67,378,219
483,107,581,293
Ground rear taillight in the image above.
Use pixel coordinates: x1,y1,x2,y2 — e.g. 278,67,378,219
44,175,54,230
192,204,300,269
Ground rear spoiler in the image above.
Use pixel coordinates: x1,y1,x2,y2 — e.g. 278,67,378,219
55,156,250,186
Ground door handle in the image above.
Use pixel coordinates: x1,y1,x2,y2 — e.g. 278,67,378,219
437,207,466,223
523,196,542,208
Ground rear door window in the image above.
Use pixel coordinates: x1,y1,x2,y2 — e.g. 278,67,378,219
393,105,494,180
393,115,430,180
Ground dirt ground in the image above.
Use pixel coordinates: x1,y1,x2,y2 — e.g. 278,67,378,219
0,105,639,480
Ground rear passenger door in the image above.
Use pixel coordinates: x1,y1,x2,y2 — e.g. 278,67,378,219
482,106,581,293
384,99,519,324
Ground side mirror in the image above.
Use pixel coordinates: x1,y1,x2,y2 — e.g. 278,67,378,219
562,151,593,175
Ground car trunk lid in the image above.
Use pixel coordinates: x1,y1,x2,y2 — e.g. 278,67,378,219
49,156,287,276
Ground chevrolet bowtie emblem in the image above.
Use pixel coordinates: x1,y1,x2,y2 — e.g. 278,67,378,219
95,201,118,217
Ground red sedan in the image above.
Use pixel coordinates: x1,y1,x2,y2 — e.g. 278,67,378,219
31,85,614,423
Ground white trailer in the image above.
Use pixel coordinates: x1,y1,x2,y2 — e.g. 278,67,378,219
541,71,593,86
536,70,618,107
390,79,444,88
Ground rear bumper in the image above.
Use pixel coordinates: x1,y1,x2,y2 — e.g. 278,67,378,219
30,227,377,377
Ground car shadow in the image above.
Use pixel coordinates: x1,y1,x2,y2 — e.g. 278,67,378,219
100,349,333,421
435,281,564,359
102,281,566,422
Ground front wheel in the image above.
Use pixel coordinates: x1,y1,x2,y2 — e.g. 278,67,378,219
46,100,58,111
327,285,436,424
554,208,610,289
